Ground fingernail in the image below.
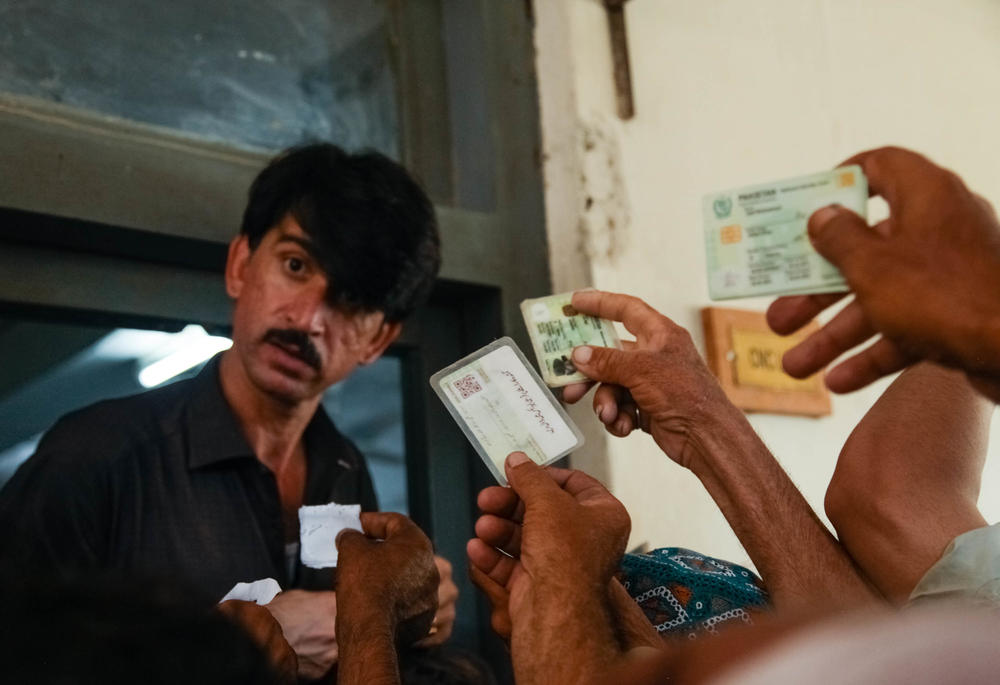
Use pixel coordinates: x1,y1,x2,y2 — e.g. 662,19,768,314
507,451,530,468
573,346,593,364
811,205,841,227
599,404,616,423
615,417,629,433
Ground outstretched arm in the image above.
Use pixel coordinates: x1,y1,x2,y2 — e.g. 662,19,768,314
825,363,991,603
660,387,879,610
565,290,878,611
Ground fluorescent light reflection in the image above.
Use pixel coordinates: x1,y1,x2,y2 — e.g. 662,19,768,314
138,325,232,388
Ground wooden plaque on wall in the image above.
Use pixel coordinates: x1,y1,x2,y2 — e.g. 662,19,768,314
701,306,831,417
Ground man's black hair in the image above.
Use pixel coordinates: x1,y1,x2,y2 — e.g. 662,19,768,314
241,143,441,322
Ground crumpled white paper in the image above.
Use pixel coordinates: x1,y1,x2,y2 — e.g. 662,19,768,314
298,502,363,569
219,577,282,605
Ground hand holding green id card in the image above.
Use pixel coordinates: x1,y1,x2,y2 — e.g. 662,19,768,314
703,166,869,300
520,291,623,387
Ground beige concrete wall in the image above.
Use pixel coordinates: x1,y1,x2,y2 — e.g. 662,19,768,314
534,0,1000,568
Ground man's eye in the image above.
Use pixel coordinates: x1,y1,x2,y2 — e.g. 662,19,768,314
286,257,305,274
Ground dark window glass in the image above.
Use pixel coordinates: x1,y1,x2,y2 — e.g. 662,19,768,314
0,0,399,155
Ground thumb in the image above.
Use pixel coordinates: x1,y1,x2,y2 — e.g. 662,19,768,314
335,528,367,556
570,344,639,388
504,452,560,504
808,205,882,278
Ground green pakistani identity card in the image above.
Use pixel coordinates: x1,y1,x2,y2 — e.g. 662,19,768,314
520,291,622,387
703,165,868,300
430,337,584,485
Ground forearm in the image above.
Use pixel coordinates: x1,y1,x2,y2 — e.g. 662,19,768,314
686,407,878,611
513,577,622,684
336,605,400,685
827,363,990,601
836,364,990,507
607,579,662,651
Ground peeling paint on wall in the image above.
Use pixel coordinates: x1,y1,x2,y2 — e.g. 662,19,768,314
577,115,629,262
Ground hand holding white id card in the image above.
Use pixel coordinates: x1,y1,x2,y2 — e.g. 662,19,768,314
430,337,584,485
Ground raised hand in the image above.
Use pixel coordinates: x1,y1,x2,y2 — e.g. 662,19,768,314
767,147,1000,400
563,290,737,469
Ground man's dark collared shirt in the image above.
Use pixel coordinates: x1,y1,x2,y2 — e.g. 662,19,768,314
0,358,377,601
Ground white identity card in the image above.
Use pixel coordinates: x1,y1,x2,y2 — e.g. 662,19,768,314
298,502,363,569
430,337,585,485
703,165,868,300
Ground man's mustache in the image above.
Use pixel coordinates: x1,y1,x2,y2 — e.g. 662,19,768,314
263,329,322,370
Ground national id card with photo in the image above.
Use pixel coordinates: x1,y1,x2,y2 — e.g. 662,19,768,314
430,337,584,485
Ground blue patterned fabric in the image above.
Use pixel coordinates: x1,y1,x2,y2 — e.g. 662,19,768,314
618,547,770,638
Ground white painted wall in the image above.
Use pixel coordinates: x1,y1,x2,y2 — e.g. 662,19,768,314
534,0,1000,569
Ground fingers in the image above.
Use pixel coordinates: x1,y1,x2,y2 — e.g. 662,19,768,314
477,485,523,521
590,380,640,436
467,563,512,639
435,555,455,590
807,205,883,280
562,380,596,404
840,146,931,207
335,528,367,556
219,601,298,684
467,537,518,588
467,557,504,596
435,603,456,641
434,555,458,611
825,337,912,393
539,465,621,511
503,452,564,504
543,466,630,541
416,605,455,647
570,345,644,392
554,468,624,512
571,290,667,342
637,409,651,433
502,458,613,505
591,382,638,436
467,538,517,642
612,396,640,437
766,292,847,335
474,514,522,555
416,557,458,647
339,513,431,559
358,511,412,540
562,345,637,406
781,300,877,378
593,382,625,425
502,455,620,525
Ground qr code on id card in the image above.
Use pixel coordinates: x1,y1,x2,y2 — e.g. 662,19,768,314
454,374,483,399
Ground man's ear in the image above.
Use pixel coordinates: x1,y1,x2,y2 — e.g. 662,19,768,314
225,235,251,299
359,321,403,365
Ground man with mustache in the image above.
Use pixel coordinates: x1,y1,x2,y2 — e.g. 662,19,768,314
0,144,456,683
